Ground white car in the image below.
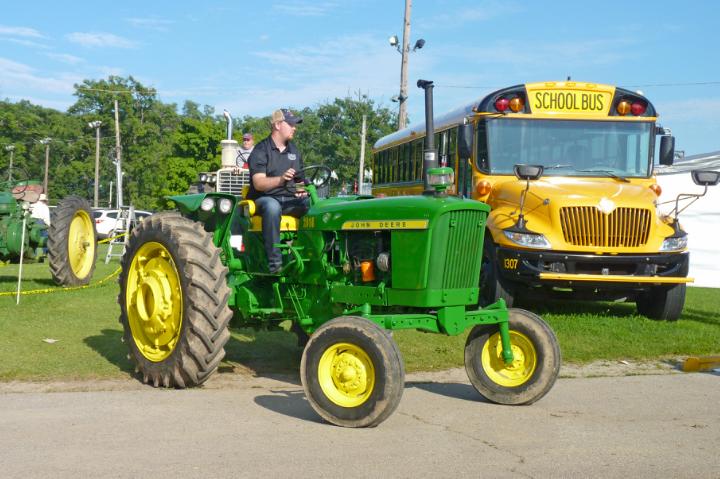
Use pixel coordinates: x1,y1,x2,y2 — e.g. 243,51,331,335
93,209,152,239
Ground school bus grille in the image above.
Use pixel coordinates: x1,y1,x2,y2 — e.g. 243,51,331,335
559,206,651,248
442,210,486,289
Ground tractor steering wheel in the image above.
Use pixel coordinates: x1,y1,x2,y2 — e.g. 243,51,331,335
284,165,333,193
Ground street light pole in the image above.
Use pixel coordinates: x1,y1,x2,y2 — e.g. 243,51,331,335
39,138,51,197
389,0,425,130
4,145,15,183
88,120,103,208
398,0,411,129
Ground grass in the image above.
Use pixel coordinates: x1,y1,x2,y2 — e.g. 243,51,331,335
1,246,718,381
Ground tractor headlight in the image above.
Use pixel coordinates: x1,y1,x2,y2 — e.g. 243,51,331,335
218,198,233,214
427,167,454,190
200,197,215,211
660,235,688,251
504,230,551,249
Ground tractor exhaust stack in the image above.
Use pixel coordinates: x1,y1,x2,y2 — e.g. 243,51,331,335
417,79,438,192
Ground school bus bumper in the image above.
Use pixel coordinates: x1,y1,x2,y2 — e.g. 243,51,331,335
496,247,690,287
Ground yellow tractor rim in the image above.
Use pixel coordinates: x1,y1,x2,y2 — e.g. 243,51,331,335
481,331,537,388
318,342,375,408
125,242,183,362
67,210,95,279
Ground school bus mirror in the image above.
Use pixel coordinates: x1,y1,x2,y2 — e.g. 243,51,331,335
457,123,473,159
659,135,675,166
691,169,720,187
513,164,544,181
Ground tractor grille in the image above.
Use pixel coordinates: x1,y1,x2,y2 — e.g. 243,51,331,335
216,169,250,196
559,206,651,248
442,210,486,289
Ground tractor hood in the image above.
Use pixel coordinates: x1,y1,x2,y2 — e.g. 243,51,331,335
305,194,490,231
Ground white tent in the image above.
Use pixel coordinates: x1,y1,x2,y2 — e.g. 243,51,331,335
655,151,720,288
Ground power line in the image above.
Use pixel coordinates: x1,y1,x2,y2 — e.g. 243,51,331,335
435,81,720,90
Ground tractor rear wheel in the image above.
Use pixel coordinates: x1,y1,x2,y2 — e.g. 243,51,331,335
301,316,404,428
465,308,560,405
479,239,516,308
48,196,97,286
119,212,232,388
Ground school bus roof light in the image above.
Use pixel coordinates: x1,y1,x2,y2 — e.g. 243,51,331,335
494,97,510,112
631,101,647,116
509,96,525,112
616,100,631,115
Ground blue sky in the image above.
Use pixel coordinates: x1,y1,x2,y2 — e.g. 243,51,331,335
1,0,719,154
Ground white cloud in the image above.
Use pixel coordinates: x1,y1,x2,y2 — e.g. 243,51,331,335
2,37,49,49
272,1,338,17
0,57,80,96
66,32,137,48
126,17,174,32
45,53,85,65
0,25,44,38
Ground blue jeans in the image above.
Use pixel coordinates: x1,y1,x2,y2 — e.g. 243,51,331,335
254,195,309,269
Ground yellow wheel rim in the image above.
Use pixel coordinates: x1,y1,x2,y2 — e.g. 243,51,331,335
67,210,95,279
318,343,375,408
125,242,183,362
481,331,537,388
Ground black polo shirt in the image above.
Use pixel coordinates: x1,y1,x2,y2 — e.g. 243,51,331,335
246,136,304,199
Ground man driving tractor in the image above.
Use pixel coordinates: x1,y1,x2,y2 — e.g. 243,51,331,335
246,108,309,273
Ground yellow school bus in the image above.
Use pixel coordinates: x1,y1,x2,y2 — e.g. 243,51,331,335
372,81,691,320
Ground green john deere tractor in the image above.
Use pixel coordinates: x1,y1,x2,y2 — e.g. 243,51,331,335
118,164,561,427
0,170,98,286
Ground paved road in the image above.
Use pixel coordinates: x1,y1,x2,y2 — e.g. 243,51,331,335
0,370,718,478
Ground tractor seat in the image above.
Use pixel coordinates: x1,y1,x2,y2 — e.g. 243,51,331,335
240,199,299,232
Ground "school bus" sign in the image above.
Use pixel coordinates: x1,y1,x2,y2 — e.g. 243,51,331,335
525,82,614,116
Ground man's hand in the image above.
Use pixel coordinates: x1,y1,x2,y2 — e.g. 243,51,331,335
282,168,296,182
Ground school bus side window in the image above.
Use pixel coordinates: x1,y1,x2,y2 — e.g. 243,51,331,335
476,121,489,173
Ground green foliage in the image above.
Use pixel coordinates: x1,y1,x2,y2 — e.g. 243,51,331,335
2,77,398,208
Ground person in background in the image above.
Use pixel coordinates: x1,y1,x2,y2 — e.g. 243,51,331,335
237,133,254,170
31,193,51,225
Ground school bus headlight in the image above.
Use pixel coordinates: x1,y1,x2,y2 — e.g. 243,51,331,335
660,235,688,251
503,231,551,249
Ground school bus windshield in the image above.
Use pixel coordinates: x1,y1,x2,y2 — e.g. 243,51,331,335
482,119,653,178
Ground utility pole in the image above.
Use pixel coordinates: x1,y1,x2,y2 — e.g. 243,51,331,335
357,114,367,193
398,0,411,129
39,138,51,197
109,181,113,208
113,99,123,208
88,121,103,208
4,145,14,183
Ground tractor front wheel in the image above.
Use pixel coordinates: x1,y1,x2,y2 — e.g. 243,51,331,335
301,316,404,428
119,212,232,388
465,308,560,405
48,196,97,286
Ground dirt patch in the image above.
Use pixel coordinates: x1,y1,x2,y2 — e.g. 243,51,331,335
0,359,692,394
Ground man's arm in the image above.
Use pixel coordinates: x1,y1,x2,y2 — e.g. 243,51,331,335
252,170,295,191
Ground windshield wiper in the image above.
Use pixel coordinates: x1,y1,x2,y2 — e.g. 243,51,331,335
576,169,630,182
542,164,573,170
